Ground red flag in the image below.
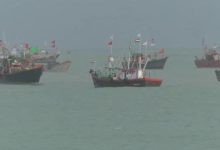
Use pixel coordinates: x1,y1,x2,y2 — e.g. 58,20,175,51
107,35,113,48
107,40,112,47
24,43,29,49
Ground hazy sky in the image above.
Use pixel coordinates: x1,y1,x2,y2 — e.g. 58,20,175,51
0,0,220,50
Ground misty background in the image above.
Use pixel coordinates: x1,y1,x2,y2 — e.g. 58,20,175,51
0,0,219,51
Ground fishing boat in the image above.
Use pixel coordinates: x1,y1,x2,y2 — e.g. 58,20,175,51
194,49,220,68
46,60,71,72
0,58,43,83
89,35,163,87
89,67,162,87
194,39,220,68
122,50,168,69
29,41,72,72
0,43,43,83
23,40,60,64
122,35,168,70
214,70,220,81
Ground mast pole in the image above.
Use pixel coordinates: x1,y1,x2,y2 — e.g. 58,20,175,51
108,35,114,69
139,34,142,53
127,40,132,70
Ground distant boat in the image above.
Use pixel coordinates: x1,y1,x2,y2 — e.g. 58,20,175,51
122,50,168,70
194,40,220,68
46,60,71,72
194,51,220,68
123,35,168,70
23,40,60,64
27,46,71,72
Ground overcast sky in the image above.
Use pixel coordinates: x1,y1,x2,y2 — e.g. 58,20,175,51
0,0,219,50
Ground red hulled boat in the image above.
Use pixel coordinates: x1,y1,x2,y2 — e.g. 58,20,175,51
89,68,162,87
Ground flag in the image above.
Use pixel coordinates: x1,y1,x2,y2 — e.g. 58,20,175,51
51,40,56,48
107,40,113,47
24,43,29,49
107,35,113,48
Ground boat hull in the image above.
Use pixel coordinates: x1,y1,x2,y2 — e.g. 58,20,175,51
194,59,220,68
0,65,43,83
215,70,220,81
90,72,162,87
122,56,168,69
146,56,168,69
46,60,71,72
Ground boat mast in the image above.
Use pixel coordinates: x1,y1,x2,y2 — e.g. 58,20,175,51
136,33,142,53
137,56,144,79
107,35,114,68
90,60,97,71
143,56,149,72
127,40,132,70
202,37,208,53
142,40,148,58
128,51,130,70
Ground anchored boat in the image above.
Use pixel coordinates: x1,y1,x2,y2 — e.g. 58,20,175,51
0,58,43,83
89,35,163,87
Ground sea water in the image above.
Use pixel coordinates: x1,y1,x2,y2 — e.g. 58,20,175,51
0,48,219,150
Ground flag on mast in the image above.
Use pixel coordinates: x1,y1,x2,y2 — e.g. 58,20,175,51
24,43,30,49
107,35,113,48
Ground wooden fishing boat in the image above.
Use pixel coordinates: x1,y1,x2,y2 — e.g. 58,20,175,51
46,60,71,72
0,59,43,83
122,51,168,69
89,68,162,87
89,35,163,87
194,40,220,68
194,52,220,68
123,35,168,69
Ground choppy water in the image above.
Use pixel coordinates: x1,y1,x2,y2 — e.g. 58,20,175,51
0,48,220,150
